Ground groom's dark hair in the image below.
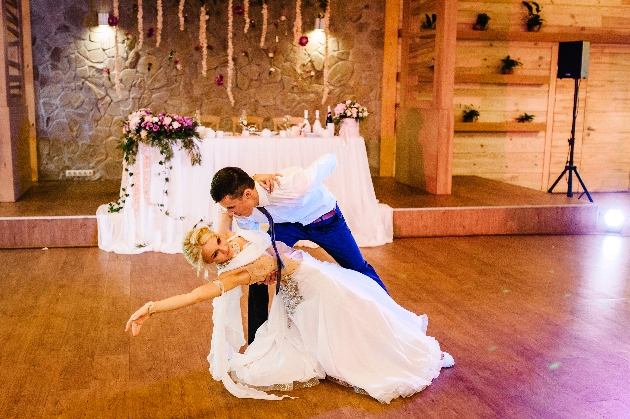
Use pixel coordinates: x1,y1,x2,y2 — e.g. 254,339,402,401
210,167,255,202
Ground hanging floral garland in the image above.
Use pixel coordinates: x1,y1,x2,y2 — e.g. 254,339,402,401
200,5,208,77
260,1,268,47
243,0,250,33
293,0,303,73
157,0,163,47
322,0,331,104
137,0,143,48
179,0,185,30
112,0,121,97
226,0,235,105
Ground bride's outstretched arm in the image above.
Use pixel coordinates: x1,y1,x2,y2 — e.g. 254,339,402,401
125,267,250,336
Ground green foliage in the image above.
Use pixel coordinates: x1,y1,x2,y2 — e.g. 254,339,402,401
462,105,480,122
473,13,491,30
522,1,543,30
516,113,535,122
501,55,523,73
422,13,437,30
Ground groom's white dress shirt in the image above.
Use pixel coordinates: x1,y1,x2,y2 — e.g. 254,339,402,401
233,154,338,230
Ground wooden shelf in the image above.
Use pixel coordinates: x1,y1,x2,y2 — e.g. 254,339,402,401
454,122,547,132
457,29,630,44
455,73,549,85
416,73,549,85
416,31,436,40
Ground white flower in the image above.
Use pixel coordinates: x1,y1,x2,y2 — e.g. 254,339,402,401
172,121,181,129
129,115,141,131
152,117,159,123
163,116,172,126
140,130,147,139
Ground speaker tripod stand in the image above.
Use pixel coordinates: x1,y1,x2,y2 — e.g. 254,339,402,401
547,78,593,202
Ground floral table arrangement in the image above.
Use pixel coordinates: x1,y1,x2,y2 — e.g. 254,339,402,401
108,109,202,215
333,100,368,140
119,109,201,165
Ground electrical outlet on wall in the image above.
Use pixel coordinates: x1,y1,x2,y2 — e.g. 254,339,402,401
66,170,94,177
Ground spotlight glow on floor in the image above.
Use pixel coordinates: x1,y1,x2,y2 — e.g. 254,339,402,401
604,209,625,233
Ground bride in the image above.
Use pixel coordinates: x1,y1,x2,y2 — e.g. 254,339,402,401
126,226,454,403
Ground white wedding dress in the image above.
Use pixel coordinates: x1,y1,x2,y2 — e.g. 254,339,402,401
208,229,447,404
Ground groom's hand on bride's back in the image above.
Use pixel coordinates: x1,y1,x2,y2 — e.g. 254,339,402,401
253,173,283,193
257,270,278,286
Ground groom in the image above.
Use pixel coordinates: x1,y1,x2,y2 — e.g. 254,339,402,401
210,153,387,343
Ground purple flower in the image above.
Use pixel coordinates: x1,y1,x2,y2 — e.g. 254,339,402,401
233,5,244,15
298,36,309,46
216,74,224,86
147,28,155,38
108,14,119,27
152,125,159,131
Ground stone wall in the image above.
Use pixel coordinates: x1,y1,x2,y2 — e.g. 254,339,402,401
30,0,385,180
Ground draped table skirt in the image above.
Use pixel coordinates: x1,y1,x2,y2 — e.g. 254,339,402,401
96,135,393,254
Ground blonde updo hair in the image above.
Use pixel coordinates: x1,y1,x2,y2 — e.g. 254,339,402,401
182,225,217,278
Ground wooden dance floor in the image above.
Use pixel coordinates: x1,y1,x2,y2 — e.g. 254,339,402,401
0,178,629,418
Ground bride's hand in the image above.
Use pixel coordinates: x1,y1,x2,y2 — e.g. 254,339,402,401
125,304,150,336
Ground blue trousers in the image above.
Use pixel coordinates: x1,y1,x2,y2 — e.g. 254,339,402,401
248,206,387,343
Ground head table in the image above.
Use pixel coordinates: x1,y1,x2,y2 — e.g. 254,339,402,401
96,134,393,254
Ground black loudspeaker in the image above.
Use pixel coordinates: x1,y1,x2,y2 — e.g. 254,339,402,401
557,41,590,79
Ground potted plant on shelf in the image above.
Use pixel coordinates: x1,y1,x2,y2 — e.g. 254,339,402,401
462,105,480,122
422,13,437,29
522,1,543,32
472,13,491,31
500,55,523,74
516,113,535,122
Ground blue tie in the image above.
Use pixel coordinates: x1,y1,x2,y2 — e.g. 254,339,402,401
257,206,286,294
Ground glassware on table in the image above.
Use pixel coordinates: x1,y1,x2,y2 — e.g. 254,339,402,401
312,110,323,135
238,110,248,132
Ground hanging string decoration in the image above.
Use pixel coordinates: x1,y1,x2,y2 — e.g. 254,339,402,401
260,1,268,47
243,0,250,33
200,5,208,77
137,0,143,48
113,0,121,97
322,0,331,104
179,0,185,30
157,0,163,47
293,0,302,73
227,0,235,105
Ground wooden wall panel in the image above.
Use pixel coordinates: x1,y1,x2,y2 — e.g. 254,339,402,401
393,0,630,194
452,40,552,190
578,46,630,191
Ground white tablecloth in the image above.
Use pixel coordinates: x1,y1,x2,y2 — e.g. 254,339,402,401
97,135,393,254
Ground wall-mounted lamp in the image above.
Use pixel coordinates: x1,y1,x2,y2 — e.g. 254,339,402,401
315,16,325,31
98,12,109,26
